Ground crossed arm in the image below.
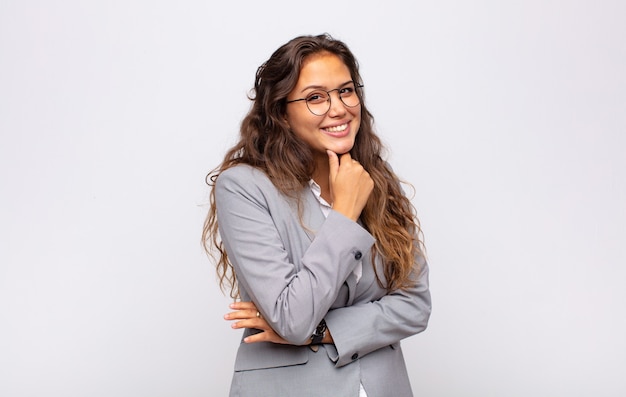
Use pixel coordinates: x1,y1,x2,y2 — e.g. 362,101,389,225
225,301,334,345
224,259,431,369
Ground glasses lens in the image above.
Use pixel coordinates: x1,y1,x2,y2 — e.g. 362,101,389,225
305,93,328,116
340,86,360,108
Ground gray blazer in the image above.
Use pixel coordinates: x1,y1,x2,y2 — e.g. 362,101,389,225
215,164,431,397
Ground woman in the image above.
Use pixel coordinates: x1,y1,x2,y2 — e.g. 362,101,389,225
202,34,431,397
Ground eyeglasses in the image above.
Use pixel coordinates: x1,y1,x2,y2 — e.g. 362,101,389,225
286,82,363,116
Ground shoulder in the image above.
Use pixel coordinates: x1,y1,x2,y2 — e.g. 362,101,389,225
215,164,277,199
217,164,267,184
216,164,276,187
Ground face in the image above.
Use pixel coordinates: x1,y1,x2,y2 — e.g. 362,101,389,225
285,52,361,162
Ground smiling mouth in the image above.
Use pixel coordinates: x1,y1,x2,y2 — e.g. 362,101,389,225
323,123,348,133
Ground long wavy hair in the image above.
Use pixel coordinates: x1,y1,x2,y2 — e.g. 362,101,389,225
202,34,425,298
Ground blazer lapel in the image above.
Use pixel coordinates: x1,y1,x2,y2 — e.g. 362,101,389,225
301,187,326,242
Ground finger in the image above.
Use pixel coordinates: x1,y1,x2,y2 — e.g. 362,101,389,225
327,150,339,179
229,301,257,311
243,330,277,344
231,318,271,332
338,152,352,165
224,308,259,321
227,301,259,319
243,333,265,343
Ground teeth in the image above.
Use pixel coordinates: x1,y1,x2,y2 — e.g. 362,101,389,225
325,123,348,132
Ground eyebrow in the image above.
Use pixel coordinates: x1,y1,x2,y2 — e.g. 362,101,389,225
299,80,354,93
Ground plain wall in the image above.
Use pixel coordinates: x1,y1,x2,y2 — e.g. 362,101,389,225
1,1,624,396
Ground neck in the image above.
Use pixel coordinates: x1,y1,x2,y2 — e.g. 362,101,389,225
312,154,331,203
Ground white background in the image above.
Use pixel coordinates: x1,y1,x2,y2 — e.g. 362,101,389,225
1,1,625,396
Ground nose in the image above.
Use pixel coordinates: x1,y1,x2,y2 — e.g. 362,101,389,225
327,90,347,117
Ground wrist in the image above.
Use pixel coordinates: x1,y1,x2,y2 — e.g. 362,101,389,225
330,203,359,222
310,319,327,345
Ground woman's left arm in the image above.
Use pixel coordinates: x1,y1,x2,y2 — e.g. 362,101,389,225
323,256,431,367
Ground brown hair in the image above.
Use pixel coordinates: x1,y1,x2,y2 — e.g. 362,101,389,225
202,34,424,298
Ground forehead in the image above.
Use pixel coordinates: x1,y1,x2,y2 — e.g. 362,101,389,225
295,52,352,90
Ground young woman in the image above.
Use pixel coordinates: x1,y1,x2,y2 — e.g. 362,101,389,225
203,34,431,397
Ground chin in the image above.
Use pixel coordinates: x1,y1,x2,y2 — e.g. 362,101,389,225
328,141,355,155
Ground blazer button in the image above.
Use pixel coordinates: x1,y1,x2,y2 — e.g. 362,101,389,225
354,251,362,260
351,353,359,360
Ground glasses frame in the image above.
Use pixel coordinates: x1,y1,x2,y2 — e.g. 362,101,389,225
286,83,364,116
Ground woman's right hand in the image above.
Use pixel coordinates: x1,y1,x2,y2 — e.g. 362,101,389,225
225,302,334,345
225,301,291,344
327,150,374,222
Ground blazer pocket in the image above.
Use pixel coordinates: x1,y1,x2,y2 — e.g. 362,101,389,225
234,342,309,371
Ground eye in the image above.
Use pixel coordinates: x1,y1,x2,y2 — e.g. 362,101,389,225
306,93,327,104
339,86,355,96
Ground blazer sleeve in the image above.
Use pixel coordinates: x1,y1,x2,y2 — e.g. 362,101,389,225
215,166,376,345
324,251,432,367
